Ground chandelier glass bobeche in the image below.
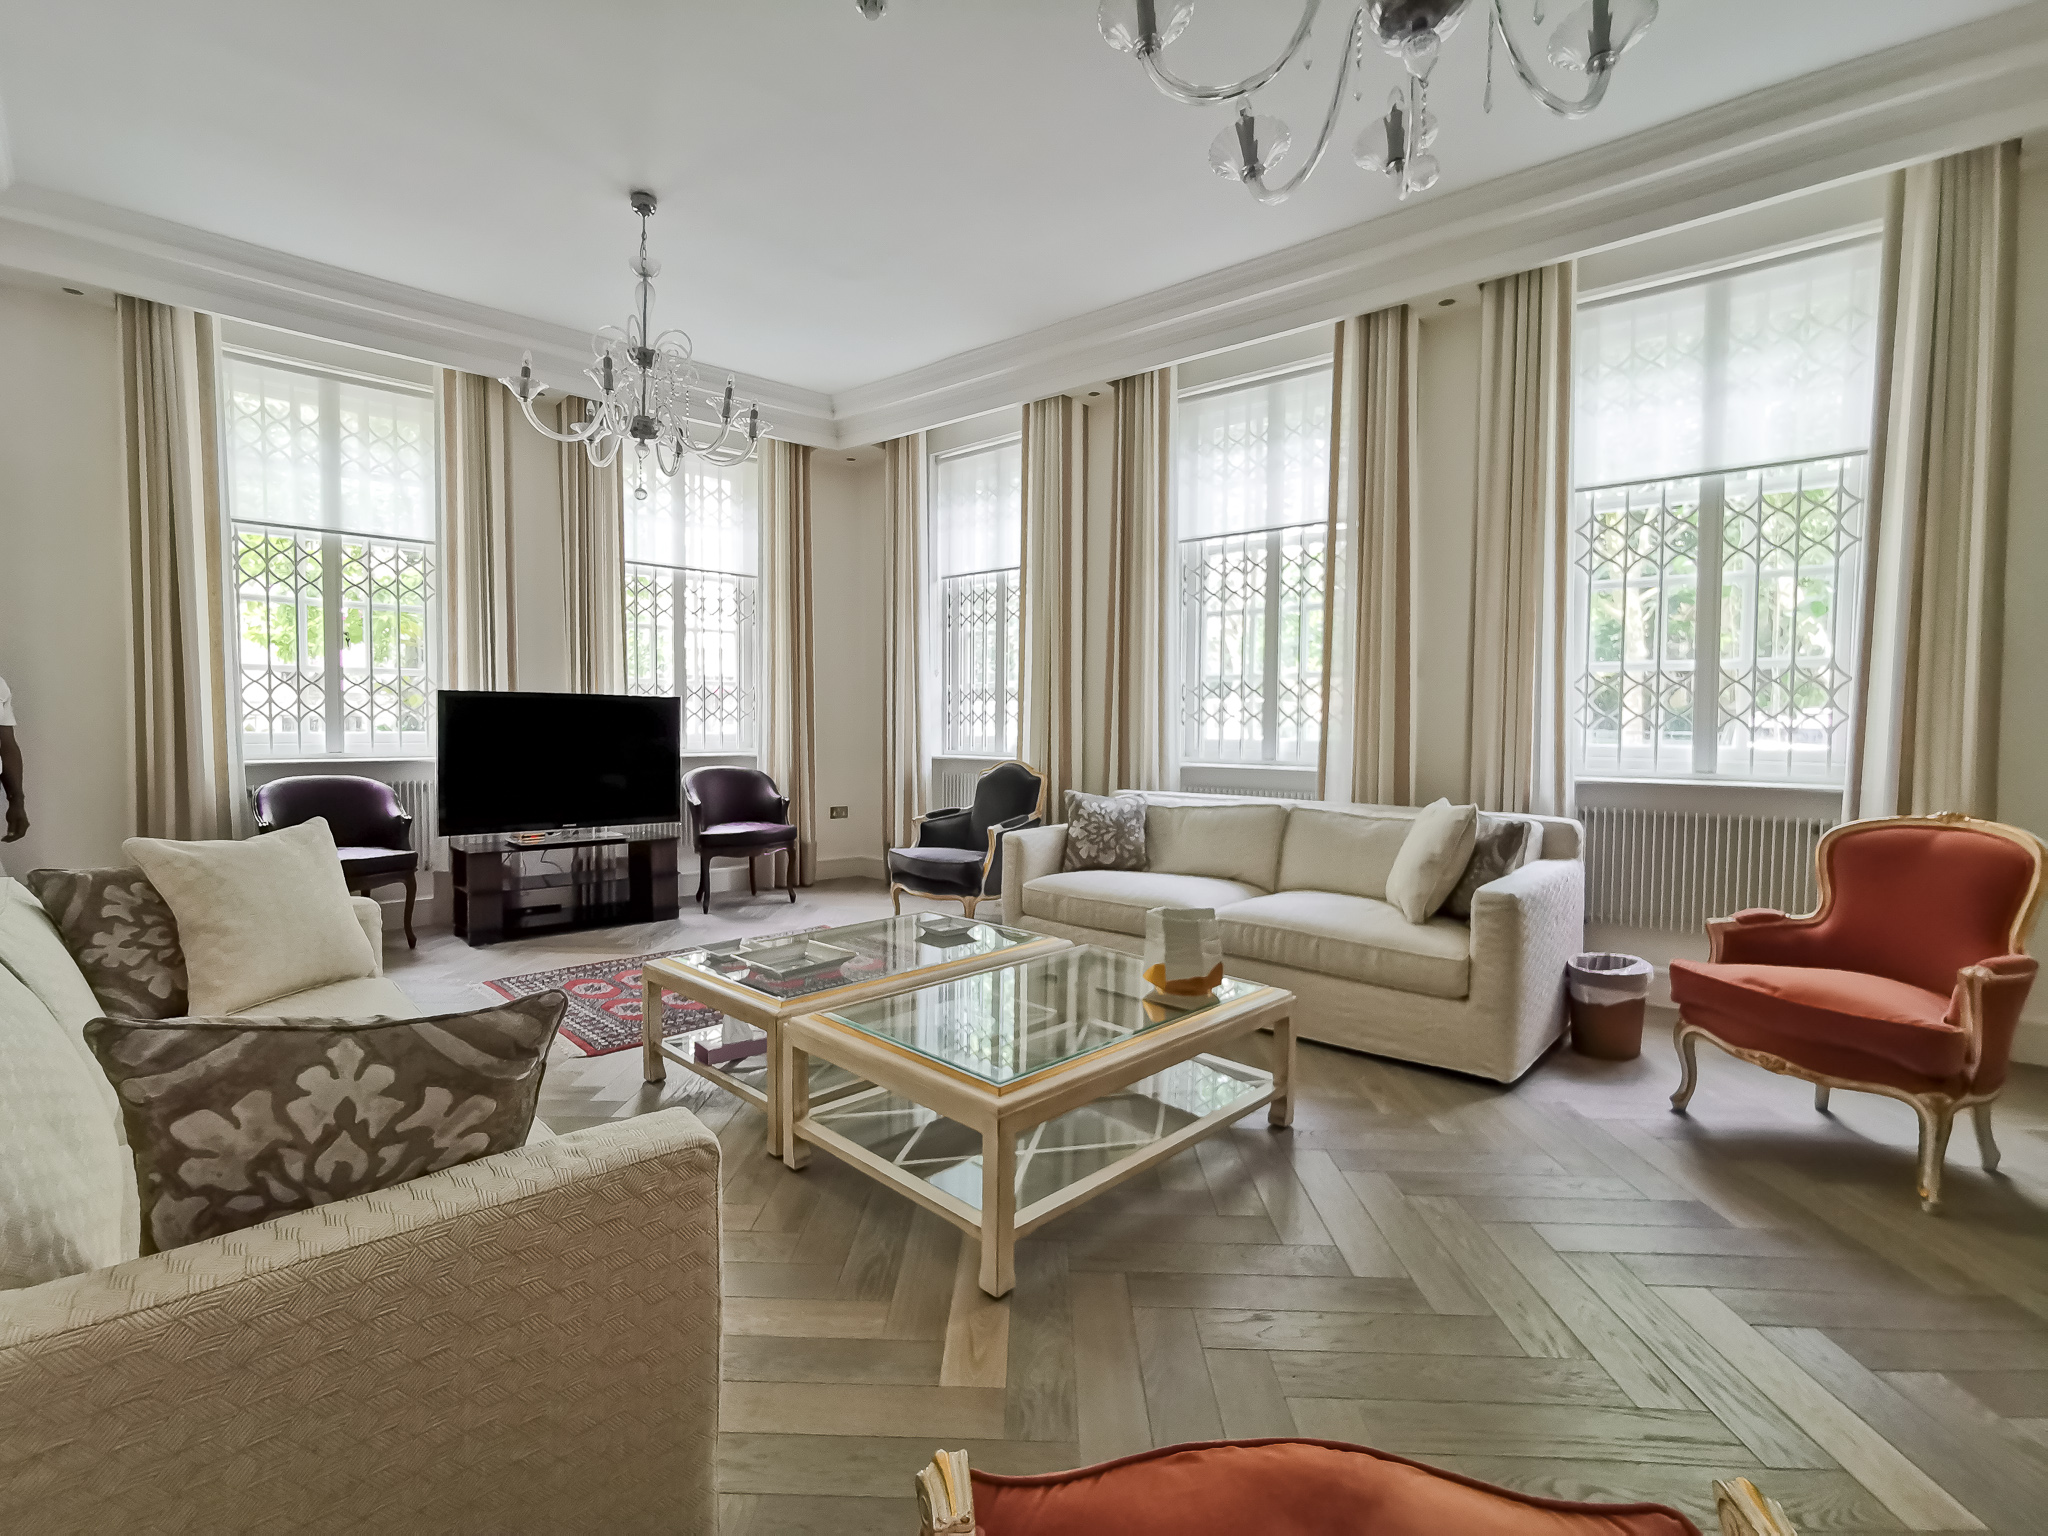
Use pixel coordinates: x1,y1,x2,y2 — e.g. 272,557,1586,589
500,190,766,498
1099,0,1656,203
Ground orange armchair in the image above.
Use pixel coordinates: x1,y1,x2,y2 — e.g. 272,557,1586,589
1669,813,2044,1211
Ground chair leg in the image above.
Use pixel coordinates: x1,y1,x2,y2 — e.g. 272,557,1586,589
749,856,757,897
699,853,712,915
1670,1024,1702,1113
401,871,417,950
891,884,902,916
1913,1098,1955,1213
1815,1083,1831,1113
786,845,797,903
1973,1102,2002,1174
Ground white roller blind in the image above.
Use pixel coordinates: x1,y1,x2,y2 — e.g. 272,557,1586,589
627,458,759,575
1177,368,1332,540
931,439,1022,577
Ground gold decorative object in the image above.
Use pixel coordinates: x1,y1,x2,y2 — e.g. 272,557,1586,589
916,1448,976,1536
1714,1476,1799,1535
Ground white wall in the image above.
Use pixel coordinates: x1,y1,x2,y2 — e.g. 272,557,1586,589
0,280,132,874
809,454,886,879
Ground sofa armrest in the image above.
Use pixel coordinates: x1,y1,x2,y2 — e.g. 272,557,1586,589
0,1109,720,1533
350,894,384,975
1002,824,1069,927
1468,856,1586,1076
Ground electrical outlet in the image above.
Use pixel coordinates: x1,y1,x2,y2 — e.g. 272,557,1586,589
829,805,849,819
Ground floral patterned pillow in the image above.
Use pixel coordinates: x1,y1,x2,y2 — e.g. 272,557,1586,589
1062,791,1149,873
83,992,567,1254
26,867,189,1020
1441,816,1540,919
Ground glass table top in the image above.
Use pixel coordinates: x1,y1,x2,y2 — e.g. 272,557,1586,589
817,945,1265,1089
659,914,1046,1004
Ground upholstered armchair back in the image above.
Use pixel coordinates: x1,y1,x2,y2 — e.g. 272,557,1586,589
969,763,1042,843
253,775,411,850
683,766,788,831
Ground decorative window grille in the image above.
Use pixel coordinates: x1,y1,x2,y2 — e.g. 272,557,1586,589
623,458,760,754
1176,366,1331,767
224,353,437,758
931,438,1023,758
1571,241,1881,783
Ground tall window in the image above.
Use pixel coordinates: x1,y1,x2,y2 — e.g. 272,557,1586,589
624,460,760,754
225,353,438,758
931,438,1023,758
1176,367,1331,767
1571,240,1881,783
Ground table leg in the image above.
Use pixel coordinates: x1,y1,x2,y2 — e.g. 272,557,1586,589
978,1121,1017,1297
779,1035,811,1170
1269,1014,1295,1129
642,979,666,1085
763,1019,785,1160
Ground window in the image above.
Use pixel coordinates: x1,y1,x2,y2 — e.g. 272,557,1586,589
1176,367,1331,767
624,460,761,754
1570,240,1882,783
225,353,438,758
930,438,1023,759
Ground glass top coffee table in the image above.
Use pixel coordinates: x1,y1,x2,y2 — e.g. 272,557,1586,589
639,914,1068,1159
777,945,1295,1297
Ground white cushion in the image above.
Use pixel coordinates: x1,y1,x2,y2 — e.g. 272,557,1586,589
231,974,421,1020
125,819,379,1017
1144,803,1287,891
1276,806,1414,900
1385,799,1479,924
1220,890,1472,999
1022,870,1264,937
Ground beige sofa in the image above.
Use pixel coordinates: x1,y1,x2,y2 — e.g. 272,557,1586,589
1003,795,1585,1083
0,877,720,1533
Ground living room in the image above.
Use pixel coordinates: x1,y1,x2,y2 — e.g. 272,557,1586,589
3,4,2048,1533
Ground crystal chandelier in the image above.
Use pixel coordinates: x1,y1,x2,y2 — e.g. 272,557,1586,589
500,191,767,499
1100,0,1656,203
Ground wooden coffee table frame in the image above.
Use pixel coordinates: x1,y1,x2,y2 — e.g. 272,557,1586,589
640,931,1070,1159
779,983,1295,1297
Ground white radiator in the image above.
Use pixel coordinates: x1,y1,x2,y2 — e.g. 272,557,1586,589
384,769,442,871
1583,806,1833,932
930,757,998,814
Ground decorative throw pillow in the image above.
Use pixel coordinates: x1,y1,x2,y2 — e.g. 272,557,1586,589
123,818,378,1017
24,867,189,1020
1441,816,1541,920
84,991,567,1255
1062,791,1148,873
1384,799,1480,924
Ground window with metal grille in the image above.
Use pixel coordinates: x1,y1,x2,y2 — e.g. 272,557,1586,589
1571,239,1881,783
224,352,438,758
623,459,760,754
1176,367,1331,767
931,437,1023,759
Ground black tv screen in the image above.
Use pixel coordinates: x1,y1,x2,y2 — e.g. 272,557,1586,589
436,690,682,837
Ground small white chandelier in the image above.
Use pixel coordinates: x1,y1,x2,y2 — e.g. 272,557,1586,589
500,190,767,498
1100,0,1656,203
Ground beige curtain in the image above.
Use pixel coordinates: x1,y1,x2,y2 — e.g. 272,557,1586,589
1852,142,2019,820
760,440,818,885
441,371,518,691
1020,395,1087,813
556,398,623,695
1466,263,1573,817
1104,369,1173,794
122,298,239,840
881,433,928,850
1320,307,1416,806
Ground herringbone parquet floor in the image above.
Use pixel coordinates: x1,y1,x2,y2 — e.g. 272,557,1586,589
393,888,2048,1536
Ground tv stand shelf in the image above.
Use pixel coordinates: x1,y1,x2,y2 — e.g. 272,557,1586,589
448,824,679,947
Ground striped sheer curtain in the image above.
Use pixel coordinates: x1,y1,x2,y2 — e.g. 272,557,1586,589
1021,395,1085,813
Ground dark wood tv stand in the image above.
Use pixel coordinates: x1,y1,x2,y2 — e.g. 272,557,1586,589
448,824,680,947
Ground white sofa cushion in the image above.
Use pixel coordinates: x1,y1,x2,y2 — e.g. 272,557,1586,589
234,974,421,1020
1220,890,1472,999
1022,870,1263,937
1386,799,1479,923
1144,803,1287,890
1276,806,1414,901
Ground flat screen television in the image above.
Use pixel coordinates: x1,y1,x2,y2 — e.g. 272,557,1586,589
436,689,682,837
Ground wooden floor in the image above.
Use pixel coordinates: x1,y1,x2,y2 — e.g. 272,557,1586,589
390,884,2048,1535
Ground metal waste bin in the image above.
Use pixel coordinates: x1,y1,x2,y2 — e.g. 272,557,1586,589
1566,952,1653,1060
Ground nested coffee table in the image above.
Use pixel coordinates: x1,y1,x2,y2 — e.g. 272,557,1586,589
639,915,1067,1159
778,945,1295,1297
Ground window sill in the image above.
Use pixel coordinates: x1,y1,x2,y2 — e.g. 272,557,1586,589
1575,775,1846,793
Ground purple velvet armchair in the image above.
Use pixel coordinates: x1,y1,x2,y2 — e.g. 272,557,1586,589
682,766,799,914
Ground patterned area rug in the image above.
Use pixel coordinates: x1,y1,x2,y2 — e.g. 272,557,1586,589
482,931,817,1057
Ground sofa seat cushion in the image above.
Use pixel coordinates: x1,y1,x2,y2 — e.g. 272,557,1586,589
232,974,423,1021
1022,871,1263,937
334,847,419,880
889,844,984,893
1669,960,1964,1091
1221,891,1472,999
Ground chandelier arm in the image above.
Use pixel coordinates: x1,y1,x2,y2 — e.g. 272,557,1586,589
1242,8,1364,205
586,434,624,469
1138,0,1325,105
1487,0,1614,119
512,390,603,444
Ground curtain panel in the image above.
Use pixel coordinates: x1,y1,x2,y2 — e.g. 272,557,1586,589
121,298,240,841
440,371,518,692
1321,307,1417,807
760,440,818,885
1021,395,1087,814
881,433,929,850
1104,368,1173,794
1852,142,2019,820
556,397,624,696
1466,263,1574,817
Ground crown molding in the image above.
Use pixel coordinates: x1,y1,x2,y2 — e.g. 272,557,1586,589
0,185,839,446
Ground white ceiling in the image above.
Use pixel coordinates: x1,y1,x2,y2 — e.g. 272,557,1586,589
0,0,2038,401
